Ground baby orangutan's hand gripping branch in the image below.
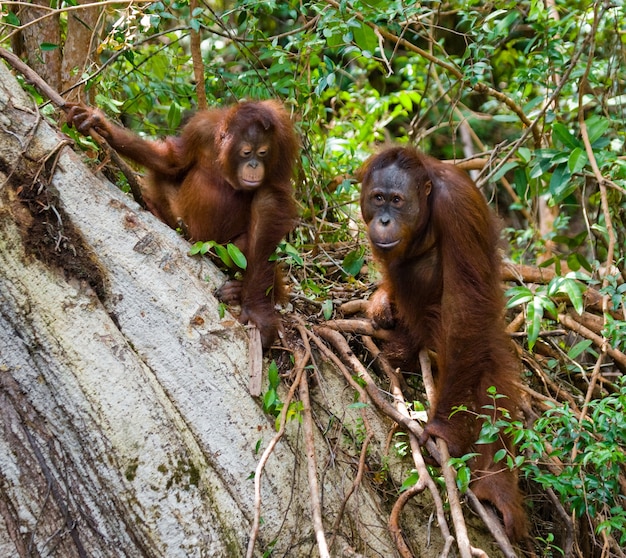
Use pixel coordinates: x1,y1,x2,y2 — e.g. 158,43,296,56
68,100,299,348
359,146,527,542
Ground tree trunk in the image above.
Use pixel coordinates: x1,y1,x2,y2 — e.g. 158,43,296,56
9,1,62,91
61,0,102,103
0,60,461,558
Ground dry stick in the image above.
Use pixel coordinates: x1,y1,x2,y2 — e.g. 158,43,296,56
189,0,207,111
388,484,424,558
368,336,517,558
338,299,369,316
576,3,616,428
247,325,264,397
417,351,474,558
0,47,146,208
324,318,392,340
328,426,374,551
420,352,520,558
315,327,519,556
577,4,616,304
318,327,456,554
294,332,330,558
315,327,446,555
304,350,374,548
315,327,433,454
245,355,308,558
558,312,626,369
296,322,376,552
506,311,526,334
0,47,66,108
546,487,575,557
571,353,605,467
501,262,557,284
362,337,453,556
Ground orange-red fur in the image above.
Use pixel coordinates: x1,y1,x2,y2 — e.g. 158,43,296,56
359,146,526,541
68,101,298,347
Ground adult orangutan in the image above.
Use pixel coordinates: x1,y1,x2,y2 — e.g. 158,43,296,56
68,100,299,348
359,146,526,541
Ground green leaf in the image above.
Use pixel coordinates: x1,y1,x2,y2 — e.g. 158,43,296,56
566,253,581,271
506,286,534,308
189,241,205,256
263,389,276,411
541,296,559,319
484,8,508,22
494,449,507,463
214,244,233,268
567,147,588,174
549,277,584,314
278,241,303,266
391,91,410,111
322,298,333,320
517,147,532,164
586,114,610,145
189,240,214,256
527,297,544,350
492,114,520,122
492,161,519,182
342,248,365,276
568,339,593,359
552,122,581,150
529,150,559,178
40,43,59,51
348,402,369,409
227,243,247,270
167,102,182,130
399,470,420,492
94,94,123,114
456,465,471,492
324,30,343,49
268,360,280,389
476,423,500,444
549,164,574,203
353,22,377,53
3,11,20,26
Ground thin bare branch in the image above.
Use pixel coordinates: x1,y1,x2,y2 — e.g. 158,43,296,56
246,353,307,558
419,351,475,558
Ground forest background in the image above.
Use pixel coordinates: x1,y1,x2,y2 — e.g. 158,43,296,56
1,0,625,557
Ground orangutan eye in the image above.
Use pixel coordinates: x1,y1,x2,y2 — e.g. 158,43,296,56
240,143,253,158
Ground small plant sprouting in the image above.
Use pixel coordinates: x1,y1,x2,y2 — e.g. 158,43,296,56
190,240,248,270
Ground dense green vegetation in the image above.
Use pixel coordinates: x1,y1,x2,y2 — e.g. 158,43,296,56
2,1,625,555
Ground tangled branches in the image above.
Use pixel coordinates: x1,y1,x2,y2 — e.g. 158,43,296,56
247,259,626,558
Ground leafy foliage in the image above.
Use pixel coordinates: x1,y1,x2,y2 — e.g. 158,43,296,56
190,240,248,270
517,379,626,546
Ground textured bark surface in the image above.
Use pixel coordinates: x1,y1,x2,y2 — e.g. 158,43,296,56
0,62,455,557
9,1,62,91
61,0,101,103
